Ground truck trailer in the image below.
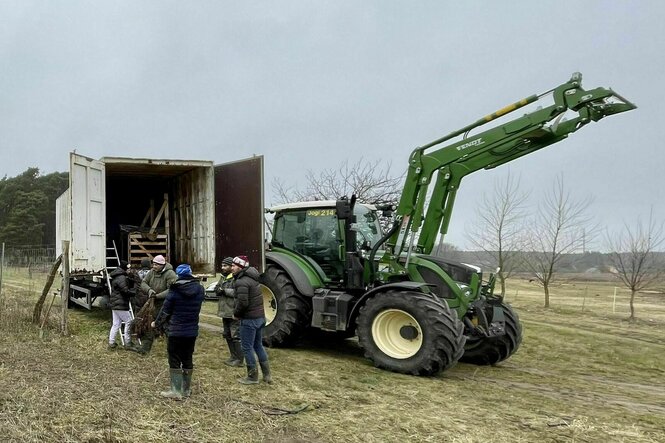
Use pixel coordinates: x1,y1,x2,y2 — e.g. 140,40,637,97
56,152,265,309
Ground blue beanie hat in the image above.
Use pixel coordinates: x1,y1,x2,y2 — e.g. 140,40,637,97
176,264,192,277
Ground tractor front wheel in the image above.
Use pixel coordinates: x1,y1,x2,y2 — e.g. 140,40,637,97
460,302,522,365
356,290,465,376
260,265,311,347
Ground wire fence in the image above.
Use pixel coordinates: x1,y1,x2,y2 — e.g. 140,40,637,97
0,244,57,273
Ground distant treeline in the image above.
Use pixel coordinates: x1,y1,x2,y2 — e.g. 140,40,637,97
0,168,69,247
446,250,665,274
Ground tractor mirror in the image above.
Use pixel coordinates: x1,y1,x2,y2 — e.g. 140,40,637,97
336,198,353,219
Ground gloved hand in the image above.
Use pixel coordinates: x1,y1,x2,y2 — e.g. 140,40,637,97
148,289,156,299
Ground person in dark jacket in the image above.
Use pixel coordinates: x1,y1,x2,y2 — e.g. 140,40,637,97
124,264,149,346
153,263,205,400
215,256,243,367
108,261,136,350
232,255,272,385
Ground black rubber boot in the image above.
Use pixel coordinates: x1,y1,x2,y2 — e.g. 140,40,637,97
160,369,183,400
259,360,272,384
225,341,244,367
234,341,245,365
224,339,243,367
238,365,259,385
182,369,193,398
130,337,153,355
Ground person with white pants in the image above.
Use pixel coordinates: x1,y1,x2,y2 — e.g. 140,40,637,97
108,261,136,349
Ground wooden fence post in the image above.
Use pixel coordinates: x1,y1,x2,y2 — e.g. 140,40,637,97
582,286,587,312
61,241,70,336
0,242,5,300
32,254,63,324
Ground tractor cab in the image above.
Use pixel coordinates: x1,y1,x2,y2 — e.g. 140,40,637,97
269,200,383,285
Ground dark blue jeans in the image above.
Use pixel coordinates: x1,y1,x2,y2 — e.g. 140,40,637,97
239,318,268,367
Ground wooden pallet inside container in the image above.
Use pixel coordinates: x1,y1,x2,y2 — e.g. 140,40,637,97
128,233,169,265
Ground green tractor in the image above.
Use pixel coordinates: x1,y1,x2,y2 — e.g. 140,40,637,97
261,73,635,375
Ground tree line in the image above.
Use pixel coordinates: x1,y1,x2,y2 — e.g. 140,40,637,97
0,168,69,247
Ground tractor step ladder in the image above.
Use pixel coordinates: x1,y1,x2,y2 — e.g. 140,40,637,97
105,240,137,346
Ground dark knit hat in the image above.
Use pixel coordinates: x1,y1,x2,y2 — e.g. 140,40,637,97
222,257,234,266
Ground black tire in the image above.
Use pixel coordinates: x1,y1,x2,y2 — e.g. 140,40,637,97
356,290,466,376
460,302,522,365
260,265,312,347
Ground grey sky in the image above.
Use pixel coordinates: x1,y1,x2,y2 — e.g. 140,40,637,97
1,1,662,249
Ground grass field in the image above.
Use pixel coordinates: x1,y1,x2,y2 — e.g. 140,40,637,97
1,268,664,442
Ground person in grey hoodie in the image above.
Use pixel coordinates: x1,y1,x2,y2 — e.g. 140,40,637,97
130,254,177,354
232,255,272,385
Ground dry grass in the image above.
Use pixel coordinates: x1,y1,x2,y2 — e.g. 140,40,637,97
1,269,664,442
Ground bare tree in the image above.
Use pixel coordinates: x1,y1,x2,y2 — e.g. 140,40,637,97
605,212,664,321
465,174,529,296
271,158,404,206
525,176,595,308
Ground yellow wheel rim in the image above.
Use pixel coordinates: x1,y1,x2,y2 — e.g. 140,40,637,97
371,309,423,359
261,284,277,325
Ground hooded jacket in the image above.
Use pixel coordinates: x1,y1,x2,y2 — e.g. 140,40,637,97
109,267,136,311
154,275,205,337
215,272,235,318
140,262,177,310
233,267,264,320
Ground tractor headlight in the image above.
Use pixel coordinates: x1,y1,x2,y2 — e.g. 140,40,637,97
456,283,472,297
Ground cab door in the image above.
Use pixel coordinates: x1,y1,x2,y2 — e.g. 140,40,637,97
214,156,265,272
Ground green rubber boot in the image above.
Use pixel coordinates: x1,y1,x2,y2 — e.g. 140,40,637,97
225,341,244,367
182,369,193,398
238,365,259,385
160,369,183,400
259,360,272,384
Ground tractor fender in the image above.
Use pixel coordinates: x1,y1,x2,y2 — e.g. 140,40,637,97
265,251,315,297
346,281,435,329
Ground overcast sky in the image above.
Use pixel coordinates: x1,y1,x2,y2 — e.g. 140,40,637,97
1,1,662,249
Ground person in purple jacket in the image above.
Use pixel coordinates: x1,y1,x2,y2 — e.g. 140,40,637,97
153,263,204,400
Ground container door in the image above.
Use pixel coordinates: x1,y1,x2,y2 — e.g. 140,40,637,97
214,156,264,272
69,152,106,273
55,189,71,256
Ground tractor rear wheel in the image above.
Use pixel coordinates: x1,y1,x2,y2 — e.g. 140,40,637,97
460,302,522,365
260,265,311,347
356,290,465,376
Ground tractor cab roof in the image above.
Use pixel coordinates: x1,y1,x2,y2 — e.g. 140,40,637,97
268,200,377,213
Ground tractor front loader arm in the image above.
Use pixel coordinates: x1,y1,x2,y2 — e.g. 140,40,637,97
377,73,636,278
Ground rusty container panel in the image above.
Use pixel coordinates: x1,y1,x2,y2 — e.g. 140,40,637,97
214,156,264,273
